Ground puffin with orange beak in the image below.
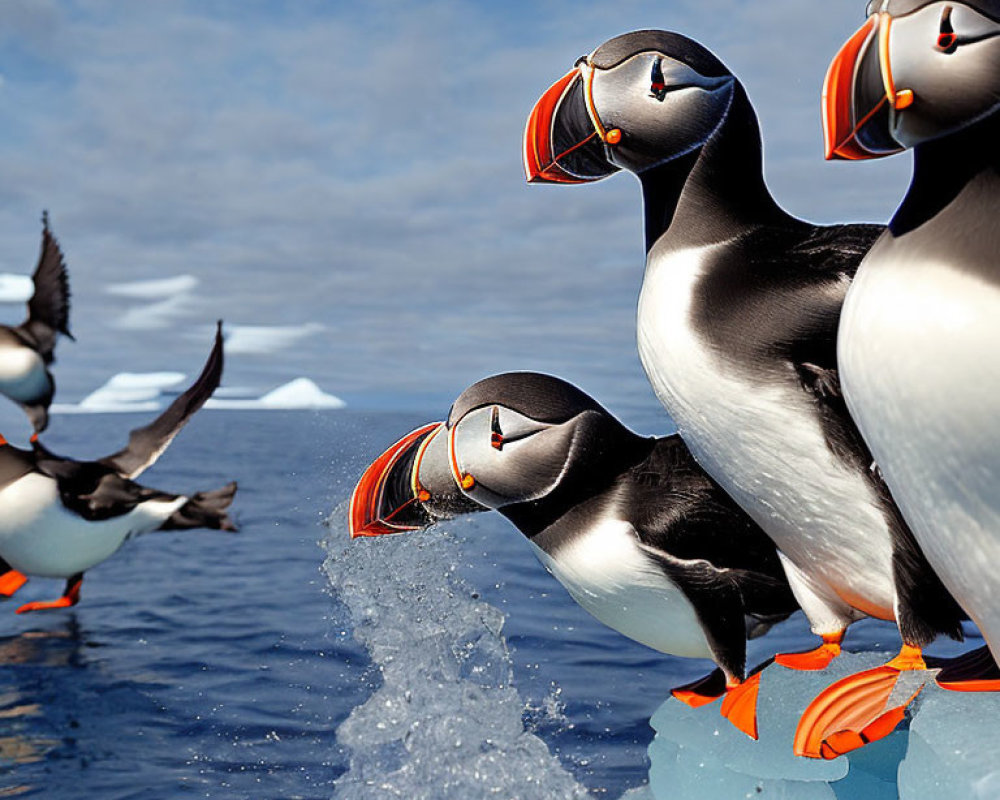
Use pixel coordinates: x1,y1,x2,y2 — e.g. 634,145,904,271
796,0,1000,759
351,372,800,739
524,29,967,749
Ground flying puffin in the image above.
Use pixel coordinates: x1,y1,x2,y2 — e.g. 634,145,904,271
797,0,1000,759
0,322,236,613
523,29,966,739
350,372,800,739
0,212,72,433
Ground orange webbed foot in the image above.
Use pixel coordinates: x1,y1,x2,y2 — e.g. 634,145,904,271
775,633,843,671
793,645,928,759
720,673,761,740
931,645,1000,692
15,574,82,615
0,570,28,597
671,669,726,709
672,668,762,739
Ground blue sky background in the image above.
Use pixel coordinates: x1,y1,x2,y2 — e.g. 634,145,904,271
0,0,911,434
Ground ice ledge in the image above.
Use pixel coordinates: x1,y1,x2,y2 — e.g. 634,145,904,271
648,651,1000,799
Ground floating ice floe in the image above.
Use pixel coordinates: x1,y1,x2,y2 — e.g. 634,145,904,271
647,650,1000,799
206,378,345,410
67,371,187,413
223,323,325,355
51,373,344,414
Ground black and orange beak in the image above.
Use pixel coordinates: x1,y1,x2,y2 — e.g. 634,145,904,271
823,14,908,160
349,423,441,538
523,66,620,184
349,422,486,539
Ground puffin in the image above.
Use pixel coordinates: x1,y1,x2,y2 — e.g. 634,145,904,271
350,371,800,739
523,29,966,741
796,0,1000,759
0,212,72,433
0,322,236,613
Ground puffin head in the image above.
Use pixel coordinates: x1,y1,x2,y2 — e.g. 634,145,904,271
824,1,1000,159
349,373,628,538
523,30,737,184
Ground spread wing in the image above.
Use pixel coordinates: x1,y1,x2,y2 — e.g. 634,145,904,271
100,321,224,479
19,212,72,362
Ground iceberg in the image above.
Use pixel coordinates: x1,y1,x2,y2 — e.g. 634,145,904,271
324,516,590,800
206,378,345,410
648,649,1000,800
53,374,344,414
71,371,187,413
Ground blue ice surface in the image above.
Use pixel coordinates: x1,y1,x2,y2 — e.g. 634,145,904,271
647,649,1000,799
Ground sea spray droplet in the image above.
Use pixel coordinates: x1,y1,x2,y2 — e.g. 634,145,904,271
323,512,589,799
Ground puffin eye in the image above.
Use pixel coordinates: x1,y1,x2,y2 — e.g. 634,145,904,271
937,6,957,52
650,57,668,101
490,406,504,450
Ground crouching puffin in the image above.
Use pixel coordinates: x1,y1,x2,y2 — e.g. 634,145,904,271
350,372,800,739
0,322,236,613
0,212,73,433
797,0,1000,759
523,28,966,746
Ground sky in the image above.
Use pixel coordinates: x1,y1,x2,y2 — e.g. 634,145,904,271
0,0,913,434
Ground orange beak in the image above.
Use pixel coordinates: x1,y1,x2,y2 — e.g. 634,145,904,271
822,14,907,161
348,423,441,538
523,69,588,183
523,66,620,185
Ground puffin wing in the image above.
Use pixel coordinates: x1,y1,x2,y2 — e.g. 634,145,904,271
29,448,157,521
100,322,224,479
19,213,72,362
638,546,752,681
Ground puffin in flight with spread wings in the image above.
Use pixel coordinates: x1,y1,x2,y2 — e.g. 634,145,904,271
0,322,236,613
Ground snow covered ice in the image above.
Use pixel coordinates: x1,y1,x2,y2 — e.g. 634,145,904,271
207,377,345,410
52,372,344,413
648,649,1000,799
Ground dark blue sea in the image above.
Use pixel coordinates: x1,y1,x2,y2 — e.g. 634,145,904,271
0,406,937,799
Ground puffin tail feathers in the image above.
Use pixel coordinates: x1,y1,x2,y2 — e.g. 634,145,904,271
162,482,238,532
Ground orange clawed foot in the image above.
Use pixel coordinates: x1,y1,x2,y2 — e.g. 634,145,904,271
794,644,929,759
0,570,28,597
775,633,844,671
672,669,762,740
16,574,83,614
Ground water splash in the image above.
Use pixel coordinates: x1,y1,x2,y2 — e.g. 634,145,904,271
323,510,590,799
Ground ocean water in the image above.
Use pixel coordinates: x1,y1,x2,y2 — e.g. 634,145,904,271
0,405,929,799
0,405,992,799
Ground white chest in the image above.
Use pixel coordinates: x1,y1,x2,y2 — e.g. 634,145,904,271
840,253,1000,644
530,518,712,660
0,473,184,577
0,344,48,402
636,246,894,619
